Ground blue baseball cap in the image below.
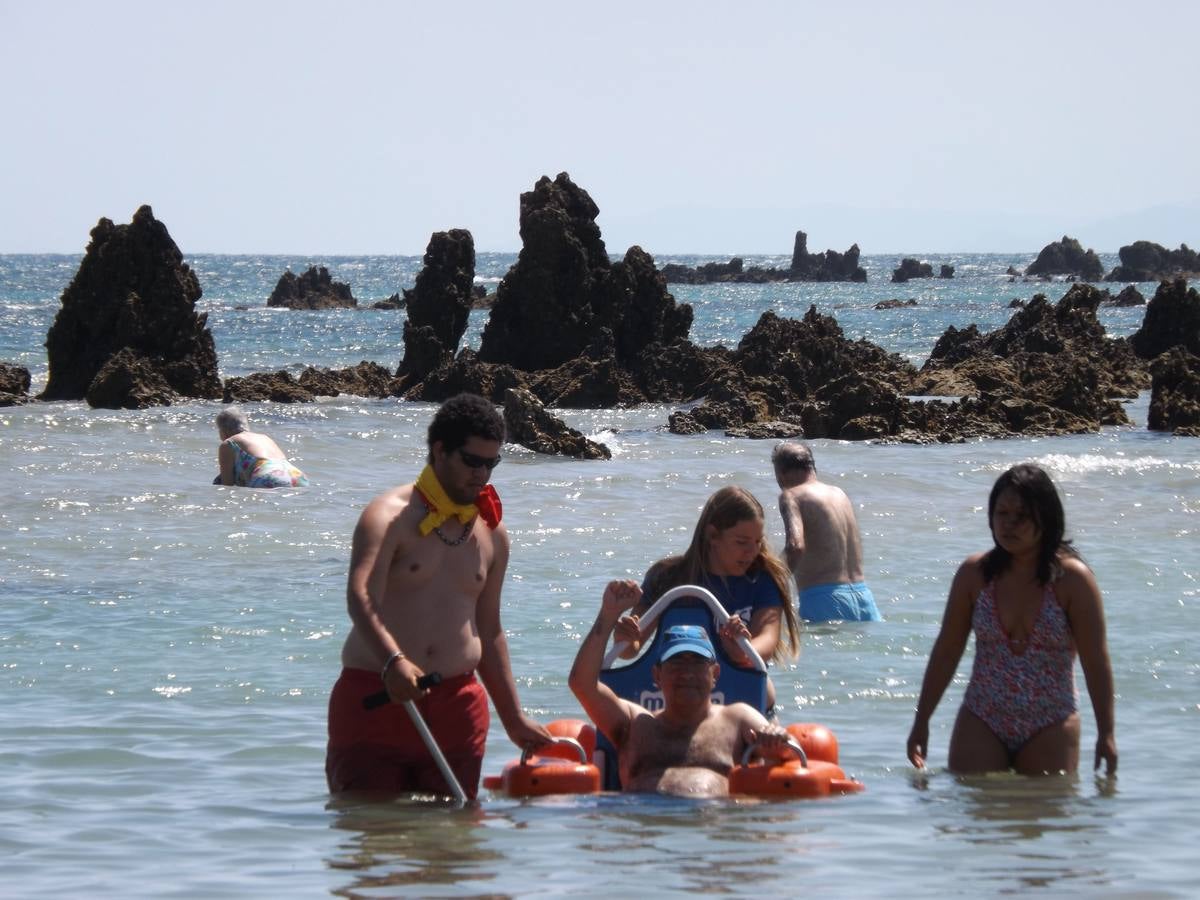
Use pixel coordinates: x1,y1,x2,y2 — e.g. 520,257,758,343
658,625,716,663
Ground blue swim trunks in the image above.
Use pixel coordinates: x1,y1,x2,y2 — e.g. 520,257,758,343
799,581,881,622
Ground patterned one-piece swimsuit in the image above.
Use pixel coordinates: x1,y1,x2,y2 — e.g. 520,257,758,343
962,582,1077,754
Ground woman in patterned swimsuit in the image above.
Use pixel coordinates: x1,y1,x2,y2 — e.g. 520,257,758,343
215,406,309,489
906,464,1117,776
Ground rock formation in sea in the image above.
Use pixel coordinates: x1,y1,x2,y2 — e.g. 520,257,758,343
891,259,934,283
939,265,955,279
788,231,868,282
224,361,401,403
908,283,1146,436
502,387,611,459
476,173,692,373
371,293,403,310
1105,241,1200,283
660,232,866,284
670,307,918,439
267,266,357,309
1105,285,1145,307
396,229,477,386
1147,347,1200,436
41,205,221,408
1129,278,1200,359
1025,236,1105,282
875,298,918,310
0,362,31,406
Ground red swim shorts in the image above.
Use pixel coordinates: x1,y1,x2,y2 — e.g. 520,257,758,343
325,667,489,799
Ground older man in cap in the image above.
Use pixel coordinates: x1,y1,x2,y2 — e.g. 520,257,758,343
569,580,797,796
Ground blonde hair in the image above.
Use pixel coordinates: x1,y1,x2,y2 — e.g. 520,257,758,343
646,485,800,660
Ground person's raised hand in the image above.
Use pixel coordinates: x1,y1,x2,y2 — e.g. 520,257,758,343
601,580,642,617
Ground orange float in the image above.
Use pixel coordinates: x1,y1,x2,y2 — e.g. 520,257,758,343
728,729,865,799
482,719,601,797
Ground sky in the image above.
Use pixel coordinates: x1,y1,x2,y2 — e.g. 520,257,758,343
2,0,1197,256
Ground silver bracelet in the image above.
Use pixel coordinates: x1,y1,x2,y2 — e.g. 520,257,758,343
381,649,405,681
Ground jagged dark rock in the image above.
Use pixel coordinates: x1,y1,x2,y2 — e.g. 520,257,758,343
1025,236,1104,281
397,230,476,381
0,362,32,406
404,348,529,403
478,173,691,373
1105,241,1200,283
371,293,403,310
661,232,866,284
85,348,177,409
891,258,934,283
909,284,1146,434
223,371,315,403
1008,298,1026,308
41,205,221,405
1147,347,1200,435
501,387,611,459
267,266,356,309
789,231,867,282
1129,278,1200,358
298,361,399,398
1106,285,1145,307
939,265,955,279
724,420,805,439
875,298,918,310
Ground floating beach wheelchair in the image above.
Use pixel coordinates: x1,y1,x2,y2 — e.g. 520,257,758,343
485,585,864,799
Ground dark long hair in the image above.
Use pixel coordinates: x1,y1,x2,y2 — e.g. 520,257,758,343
981,463,1079,584
644,485,800,659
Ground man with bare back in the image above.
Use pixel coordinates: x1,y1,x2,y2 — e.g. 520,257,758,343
772,441,882,622
326,393,550,798
569,580,797,797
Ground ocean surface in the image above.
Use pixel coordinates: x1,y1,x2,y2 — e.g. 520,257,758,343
1,252,1197,898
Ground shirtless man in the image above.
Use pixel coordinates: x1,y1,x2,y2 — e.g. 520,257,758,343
772,441,882,622
325,393,550,798
568,580,797,797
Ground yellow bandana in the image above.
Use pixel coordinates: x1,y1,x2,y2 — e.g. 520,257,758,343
414,464,480,536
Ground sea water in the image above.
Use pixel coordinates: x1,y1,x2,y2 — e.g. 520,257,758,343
1,253,1197,897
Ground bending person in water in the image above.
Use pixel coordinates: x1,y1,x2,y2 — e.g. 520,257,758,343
906,463,1117,776
773,441,880,622
215,406,309,488
614,486,800,715
570,580,798,797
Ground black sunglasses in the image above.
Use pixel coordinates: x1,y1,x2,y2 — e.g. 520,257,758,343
456,448,502,470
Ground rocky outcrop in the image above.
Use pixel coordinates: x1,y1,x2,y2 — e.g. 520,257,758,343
670,307,918,439
875,298,918,309
267,266,357,309
42,205,221,405
660,232,866,284
908,284,1147,436
891,259,934,283
478,173,691,372
789,232,867,282
372,294,403,310
0,362,31,406
661,259,746,284
1106,285,1145,307
298,361,399,398
397,230,476,384
502,387,611,459
1129,278,1200,359
1025,236,1104,281
223,371,315,403
1147,347,1200,435
1105,241,1200,283
86,348,177,409
939,265,955,279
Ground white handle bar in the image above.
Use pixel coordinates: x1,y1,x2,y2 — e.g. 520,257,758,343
602,584,767,672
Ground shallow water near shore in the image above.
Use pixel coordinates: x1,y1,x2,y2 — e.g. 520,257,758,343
2,254,1198,897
